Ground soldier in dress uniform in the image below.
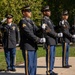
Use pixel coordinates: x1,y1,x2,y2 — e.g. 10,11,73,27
59,10,75,68
41,6,63,75
19,5,45,75
0,14,20,71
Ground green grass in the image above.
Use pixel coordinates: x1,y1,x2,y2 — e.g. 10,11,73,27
38,45,75,57
0,45,75,70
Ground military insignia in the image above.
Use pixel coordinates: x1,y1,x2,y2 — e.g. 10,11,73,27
12,26,15,30
22,24,26,27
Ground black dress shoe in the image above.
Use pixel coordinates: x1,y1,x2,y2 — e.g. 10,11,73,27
63,65,72,68
50,72,58,75
11,68,16,72
5,69,11,72
7,69,11,71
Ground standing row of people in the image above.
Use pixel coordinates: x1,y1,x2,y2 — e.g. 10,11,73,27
0,5,75,75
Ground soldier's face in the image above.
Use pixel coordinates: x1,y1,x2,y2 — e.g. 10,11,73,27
47,11,51,16
62,15,69,20
44,10,51,17
23,11,32,18
7,18,13,23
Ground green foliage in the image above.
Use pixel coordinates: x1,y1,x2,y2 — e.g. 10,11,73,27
46,0,75,25
0,0,43,25
0,0,75,26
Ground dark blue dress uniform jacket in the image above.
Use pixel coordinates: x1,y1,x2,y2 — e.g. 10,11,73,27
59,20,72,43
19,18,40,50
0,23,20,48
42,16,58,45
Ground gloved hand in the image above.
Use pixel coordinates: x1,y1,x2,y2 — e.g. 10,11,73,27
40,38,46,43
61,20,65,24
16,44,19,47
42,23,46,30
72,35,75,38
58,33,63,37
1,18,7,23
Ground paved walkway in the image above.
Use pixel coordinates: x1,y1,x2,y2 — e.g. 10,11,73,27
0,57,75,75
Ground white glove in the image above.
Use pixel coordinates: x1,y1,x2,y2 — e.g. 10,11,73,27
58,33,63,37
42,23,46,29
16,44,19,47
1,18,7,23
40,38,46,43
72,35,75,38
62,20,65,24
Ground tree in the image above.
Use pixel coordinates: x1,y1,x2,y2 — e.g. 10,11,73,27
0,0,43,25
46,0,75,25
0,0,75,26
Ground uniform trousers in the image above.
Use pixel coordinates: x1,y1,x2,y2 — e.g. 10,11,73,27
46,45,56,73
4,48,16,69
22,50,37,75
62,43,70,66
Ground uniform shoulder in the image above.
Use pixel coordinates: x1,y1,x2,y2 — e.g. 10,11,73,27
19,18,26,24
41,16,45,20
20,18,26,22
42,17,46,22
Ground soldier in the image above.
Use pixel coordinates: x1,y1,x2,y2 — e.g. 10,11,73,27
59,10,75,68
41,6,63,75
0,14,20,71
19,5,45,75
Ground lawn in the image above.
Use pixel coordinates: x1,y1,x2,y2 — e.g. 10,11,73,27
0,45,75,70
